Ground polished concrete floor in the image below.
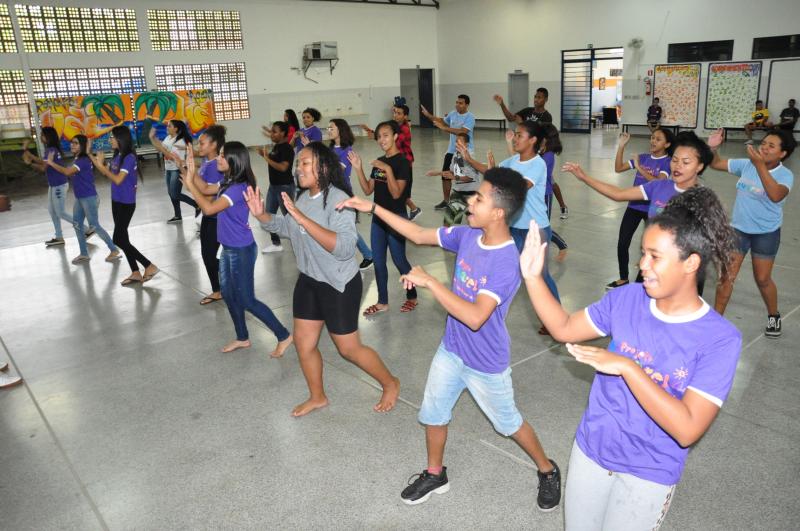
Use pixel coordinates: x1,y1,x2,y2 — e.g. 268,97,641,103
1,128,798,530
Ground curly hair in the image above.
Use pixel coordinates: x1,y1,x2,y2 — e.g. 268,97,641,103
648,187,737,285
297,141,352,208
672,131,713,174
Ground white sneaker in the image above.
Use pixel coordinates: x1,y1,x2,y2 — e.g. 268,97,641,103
0,361,7,371
71,255,90,264
0,372,22,388
261,244,283,253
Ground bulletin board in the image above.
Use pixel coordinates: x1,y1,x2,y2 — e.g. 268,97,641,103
652,63,701,128
766,59,800,115
704,61,762,129
35,94,134,152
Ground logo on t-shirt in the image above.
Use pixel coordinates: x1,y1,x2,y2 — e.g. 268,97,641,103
454,257,487,301
736,178,765,196
615,340,690,393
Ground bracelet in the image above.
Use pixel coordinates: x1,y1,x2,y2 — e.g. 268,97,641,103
370,203,376,215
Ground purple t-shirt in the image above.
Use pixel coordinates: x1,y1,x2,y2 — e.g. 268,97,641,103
110,153,138,204
580,283,741,485
640,179,685,218
628,153,672,212
437,226,521,374
71,157,96,198
296,125,323,154
542,151,556,197
200,158,224,219
45,148,67,187
332,145,353,192
216,182,254,247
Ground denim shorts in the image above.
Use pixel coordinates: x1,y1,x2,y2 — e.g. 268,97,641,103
735,228,780,259
418,343,523,436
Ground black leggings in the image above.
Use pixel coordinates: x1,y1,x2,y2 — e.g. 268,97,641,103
617,207,649,281
112,201,152,273
200,215,220,293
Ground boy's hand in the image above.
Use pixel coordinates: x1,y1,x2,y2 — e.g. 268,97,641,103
618,132,630,147
400,265,434,290
493,94,504,105
336,195,373,213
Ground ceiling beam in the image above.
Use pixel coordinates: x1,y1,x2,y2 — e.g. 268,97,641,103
304,0,439,9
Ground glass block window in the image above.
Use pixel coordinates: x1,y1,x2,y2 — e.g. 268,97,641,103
29,66,146,98
0,4,17,53
0,70,30,125
154,62,249,120
148,10,242,51
15,4,139,53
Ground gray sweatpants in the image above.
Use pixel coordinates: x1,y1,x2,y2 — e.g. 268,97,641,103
564,441,676,531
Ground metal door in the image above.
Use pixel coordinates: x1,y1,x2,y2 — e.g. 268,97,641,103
508,72,529,119
561,49,592,133
418,69,434,128
400,68,420,125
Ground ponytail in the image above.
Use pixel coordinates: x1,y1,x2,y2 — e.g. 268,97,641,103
648,187,737,285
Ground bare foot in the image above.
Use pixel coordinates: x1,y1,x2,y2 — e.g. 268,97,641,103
291,396,329,417
221,339,251,353
270,334,294,358
556,249,568,262
374,376,400,413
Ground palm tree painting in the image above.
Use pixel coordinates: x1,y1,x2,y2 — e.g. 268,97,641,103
82,94,126,124
134,91,179,122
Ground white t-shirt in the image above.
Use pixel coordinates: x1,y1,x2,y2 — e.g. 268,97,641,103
162,135,187,171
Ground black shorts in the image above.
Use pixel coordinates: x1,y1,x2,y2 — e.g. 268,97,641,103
441,153,454,174
293,272,362,335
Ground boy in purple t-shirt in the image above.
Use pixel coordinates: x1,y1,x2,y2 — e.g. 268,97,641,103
520,186,741,530
339,167,562,512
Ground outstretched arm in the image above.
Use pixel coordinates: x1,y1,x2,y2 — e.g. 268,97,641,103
336,196,439,246
493,94,517,122
708,128,729,171
562,162,645,202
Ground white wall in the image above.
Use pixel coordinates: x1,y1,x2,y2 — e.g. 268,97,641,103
435,0,800,131
0,0,439,146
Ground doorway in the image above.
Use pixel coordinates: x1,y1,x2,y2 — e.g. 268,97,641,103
508,71,529,121
400,68,435,127
561,47,624,133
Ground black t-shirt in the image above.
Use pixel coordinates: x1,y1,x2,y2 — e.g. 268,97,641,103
516,107,553,124
780,107,799,127
268,142,294,186
371,153,410,214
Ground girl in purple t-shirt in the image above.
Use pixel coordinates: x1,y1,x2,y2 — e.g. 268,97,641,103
521,187,741,530
21,127,82,247
43,134,118,264
293,107,323,155
328,118,373,268
183,141,292,357
608,129,676,289
91,126,159,286
563,132,710,285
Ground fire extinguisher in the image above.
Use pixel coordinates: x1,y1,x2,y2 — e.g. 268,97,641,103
644,76,652,96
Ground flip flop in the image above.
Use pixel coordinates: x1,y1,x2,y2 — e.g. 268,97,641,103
142,267,160,282
200,295,222,305
400,300,418,313
120,276,142,286
363,304,388,316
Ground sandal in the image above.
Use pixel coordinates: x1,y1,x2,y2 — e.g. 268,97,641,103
120,275,142,286
363,304,388,316
400,299,418,313
200,295,222,305
142,266,160,282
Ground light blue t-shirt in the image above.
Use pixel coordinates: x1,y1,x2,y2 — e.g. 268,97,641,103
444,110,475,154
500,154,549,229
728,159,793,234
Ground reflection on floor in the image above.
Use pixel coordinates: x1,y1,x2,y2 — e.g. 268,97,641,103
0,128,798,529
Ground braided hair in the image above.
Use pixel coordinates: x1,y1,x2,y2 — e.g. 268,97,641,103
297,141,352,208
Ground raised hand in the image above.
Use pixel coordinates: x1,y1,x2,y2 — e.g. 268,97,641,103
746,143,765,166
618,132,631,147
92,151,106,167
347,149,362,169
519,221,547,280
280,191,304,222
505,129,514,144
244,185,265,217
487,150,496,169
335,195,373,213
261,125,271,137
493,94,504,105
420,105,431,118
707,128,724,149
566,343,629,376
184,147,196,185
400,265,433,291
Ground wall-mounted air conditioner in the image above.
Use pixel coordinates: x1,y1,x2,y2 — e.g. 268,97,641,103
304,42,338,60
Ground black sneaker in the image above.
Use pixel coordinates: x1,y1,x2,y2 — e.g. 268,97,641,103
536,459,561,512
605,279,629,291
409,207,422,221
560,206,569,220
765,314,781,338
44,237,65,246
401,468,449,505
359,258,373,271
167,216,182,224
433,201,448,210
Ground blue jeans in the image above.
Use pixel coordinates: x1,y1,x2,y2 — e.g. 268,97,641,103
165,169,197,218
511,225,560,302
418,343,523,436
265,184,295,244
73,195,116,256
48,183,75,238
356,234,372,260
219,242,290,342
371,218,416,305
